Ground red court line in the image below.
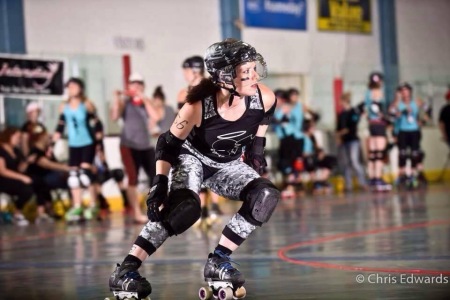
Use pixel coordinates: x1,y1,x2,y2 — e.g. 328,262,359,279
278,219,450,275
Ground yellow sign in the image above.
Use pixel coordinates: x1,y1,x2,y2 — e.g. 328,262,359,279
318,0,372,33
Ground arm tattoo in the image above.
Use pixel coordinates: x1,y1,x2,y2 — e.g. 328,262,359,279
174,114,189,129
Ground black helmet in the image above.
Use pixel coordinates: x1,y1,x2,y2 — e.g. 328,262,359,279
204,38,267,85
182,56,205,73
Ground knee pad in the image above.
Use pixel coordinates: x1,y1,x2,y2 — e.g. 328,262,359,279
163,189,201,236
304,156,316,172
399,149,408,167
67,170,81,188
411,150,420,168
375,150,386,162
417,150,425,164
238,178,280,226
111,169,125,182
368,150,377,162
79,168,93,187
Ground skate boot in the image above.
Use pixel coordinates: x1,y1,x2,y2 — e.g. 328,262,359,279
396,175,408,190
417,172,428,188
199,250,246,300
65,207,83,222
107,262,152,300
377,179,392,192
83,206,98,220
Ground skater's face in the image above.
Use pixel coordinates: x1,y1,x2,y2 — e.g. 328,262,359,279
128,82,145,95
67,82,83,98
183,68,196,84
233,61,259,96
401,87,411,100
27,109,40,123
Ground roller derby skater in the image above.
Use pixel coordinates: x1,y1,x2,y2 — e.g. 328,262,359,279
107,39,280,300
356,72,391,192
111,73,160,224
393,83,423,191
52,78,102,222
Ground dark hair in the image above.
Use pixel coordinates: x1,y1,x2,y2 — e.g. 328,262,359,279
66,77,86,102
186,78,220,104
274,89,289,102
153,86,165,101
0,127,20,144
288,88,300,96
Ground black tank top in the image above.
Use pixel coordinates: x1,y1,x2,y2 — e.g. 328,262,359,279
186,86,265,163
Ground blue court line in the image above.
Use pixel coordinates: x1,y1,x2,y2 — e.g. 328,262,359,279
1,255,449,269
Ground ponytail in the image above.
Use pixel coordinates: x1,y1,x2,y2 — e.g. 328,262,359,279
186,79,220,104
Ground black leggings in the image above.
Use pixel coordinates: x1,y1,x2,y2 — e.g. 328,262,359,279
0,177,33,210
32,171,68,206
398,130,421,168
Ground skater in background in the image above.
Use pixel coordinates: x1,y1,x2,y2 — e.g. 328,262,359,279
439,85,450,148
0,127,34,226
21,101,46,156
53,77,102,221
108,39,280,300
111,73,160,224
394,83,424,188
357,72,391,191
336,92,367,192
273,89,304,198
177,56,206,111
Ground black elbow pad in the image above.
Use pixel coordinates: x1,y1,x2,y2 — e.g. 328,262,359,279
56,114,65,134
155,131,185,165
260,98,277,125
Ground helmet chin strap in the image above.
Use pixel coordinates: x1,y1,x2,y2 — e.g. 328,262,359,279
218,82,241,106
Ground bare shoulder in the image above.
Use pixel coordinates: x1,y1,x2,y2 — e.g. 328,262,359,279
84,100,96,112
58,102,66,113
177,88,188,103
258,83,276,111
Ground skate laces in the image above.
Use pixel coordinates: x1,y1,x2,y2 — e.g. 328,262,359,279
125,270,146,281
214,251,240,272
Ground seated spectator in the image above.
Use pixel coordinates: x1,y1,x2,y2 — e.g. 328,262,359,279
0,127,34,226
27,129,71,223
21,101,46,156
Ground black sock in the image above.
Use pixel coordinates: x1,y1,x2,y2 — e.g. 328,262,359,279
121,189,129,208
123,254,142,268
214,245,233,256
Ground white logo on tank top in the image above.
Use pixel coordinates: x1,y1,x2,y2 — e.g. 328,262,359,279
211,131,254,157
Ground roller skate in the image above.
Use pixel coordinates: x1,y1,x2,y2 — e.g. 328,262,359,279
396,175,408,190
199,251,246,300
106,262,152,300
417,172,428,189
83,206,98,221
373,179,392,192
65,207,83,223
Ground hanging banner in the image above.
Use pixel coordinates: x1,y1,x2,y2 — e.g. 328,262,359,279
318,0,372,33
244,0,307,31
0,57,65,95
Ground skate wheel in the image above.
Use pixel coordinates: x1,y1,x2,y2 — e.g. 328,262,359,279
218,287,233,300
234,286,246,299
199,286,213,300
